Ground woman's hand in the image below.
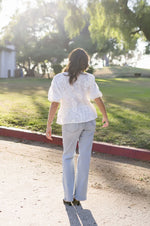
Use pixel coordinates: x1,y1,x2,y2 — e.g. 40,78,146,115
46,126,53,140
102,117,109,128
46,102,59,141
94,97,109,128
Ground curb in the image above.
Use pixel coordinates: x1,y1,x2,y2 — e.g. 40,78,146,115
0,126,150,161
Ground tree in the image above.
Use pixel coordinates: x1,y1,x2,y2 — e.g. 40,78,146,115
62,0,86,39
63,0,150,61
97,38,129,66
145,43,150,54
88,0,150,43
68,22,97,57
62,0,137,64
87,0,140,51
2,8,44,76
2,1,70,76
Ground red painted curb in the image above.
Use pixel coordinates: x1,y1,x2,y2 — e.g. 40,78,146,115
0,127,62,146
92,142,150,161
0,126,150,161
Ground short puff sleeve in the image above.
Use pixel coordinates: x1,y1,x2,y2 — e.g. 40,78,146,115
88,75,102,100
48,77,61,103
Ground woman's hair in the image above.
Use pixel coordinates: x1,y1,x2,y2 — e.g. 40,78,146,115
63,48,89,85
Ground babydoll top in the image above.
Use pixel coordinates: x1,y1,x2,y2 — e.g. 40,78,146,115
48,72,102,125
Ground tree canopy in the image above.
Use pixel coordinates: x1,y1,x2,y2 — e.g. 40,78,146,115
1,0,150,76
65,0,150,50
101,0,150,41
2,2,70,76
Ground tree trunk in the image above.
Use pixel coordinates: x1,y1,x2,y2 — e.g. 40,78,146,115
103,55,109,67
18,63,38,77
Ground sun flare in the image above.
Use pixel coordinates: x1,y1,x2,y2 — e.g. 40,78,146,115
0,0,37,29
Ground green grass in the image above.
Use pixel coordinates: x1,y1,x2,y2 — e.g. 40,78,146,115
95,77,150,149
0,76,150,149
94,66,150,78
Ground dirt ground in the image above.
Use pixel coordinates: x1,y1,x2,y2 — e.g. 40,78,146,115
0,136,150,226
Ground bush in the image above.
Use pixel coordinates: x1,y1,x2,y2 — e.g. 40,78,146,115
86,66,95,74
52,64,63,74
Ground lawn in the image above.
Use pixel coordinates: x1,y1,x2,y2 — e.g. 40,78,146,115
0,76,150,149
94,66,150,78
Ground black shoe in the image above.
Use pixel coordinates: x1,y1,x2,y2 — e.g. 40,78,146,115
72,198,81,206
63,199,72,206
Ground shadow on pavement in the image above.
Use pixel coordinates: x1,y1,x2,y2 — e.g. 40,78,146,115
65,204,97,226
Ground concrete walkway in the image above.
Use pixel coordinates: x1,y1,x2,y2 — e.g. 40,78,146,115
0,137,150,226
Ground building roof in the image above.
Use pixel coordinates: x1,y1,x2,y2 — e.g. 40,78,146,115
0,45,15,52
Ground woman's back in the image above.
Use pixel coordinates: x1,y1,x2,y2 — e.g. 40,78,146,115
48,72,102,124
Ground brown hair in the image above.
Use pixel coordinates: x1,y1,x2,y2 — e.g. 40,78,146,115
63,48,89,85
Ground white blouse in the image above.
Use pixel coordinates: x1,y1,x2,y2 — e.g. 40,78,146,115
48,72,102,125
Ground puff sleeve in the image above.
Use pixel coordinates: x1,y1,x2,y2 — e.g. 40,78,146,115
88,75,103,100
48,77,61,103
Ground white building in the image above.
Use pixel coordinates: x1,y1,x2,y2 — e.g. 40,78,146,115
0,44,16,78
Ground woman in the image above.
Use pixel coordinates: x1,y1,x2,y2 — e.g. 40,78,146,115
46,48,109,206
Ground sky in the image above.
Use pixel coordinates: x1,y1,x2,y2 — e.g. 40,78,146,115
0,0,37,29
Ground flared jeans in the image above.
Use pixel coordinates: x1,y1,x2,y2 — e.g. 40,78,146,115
62,120,96,202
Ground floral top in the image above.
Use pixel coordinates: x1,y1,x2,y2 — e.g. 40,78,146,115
48,72,102,125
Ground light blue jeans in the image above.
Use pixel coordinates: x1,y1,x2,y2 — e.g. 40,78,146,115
62,120,96,202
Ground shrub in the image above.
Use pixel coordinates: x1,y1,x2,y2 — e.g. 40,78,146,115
86,66,95,74
52,64,63,74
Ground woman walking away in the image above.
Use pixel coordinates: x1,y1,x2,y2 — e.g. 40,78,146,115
46,48,109,206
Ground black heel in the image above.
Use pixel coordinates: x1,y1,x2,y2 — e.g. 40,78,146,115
63,199,72,206
73,198,81,206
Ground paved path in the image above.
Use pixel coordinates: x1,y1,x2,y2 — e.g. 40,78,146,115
0,137,150,226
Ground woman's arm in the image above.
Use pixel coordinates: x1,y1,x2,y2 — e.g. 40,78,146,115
46,102,59,140
94,97,109,128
